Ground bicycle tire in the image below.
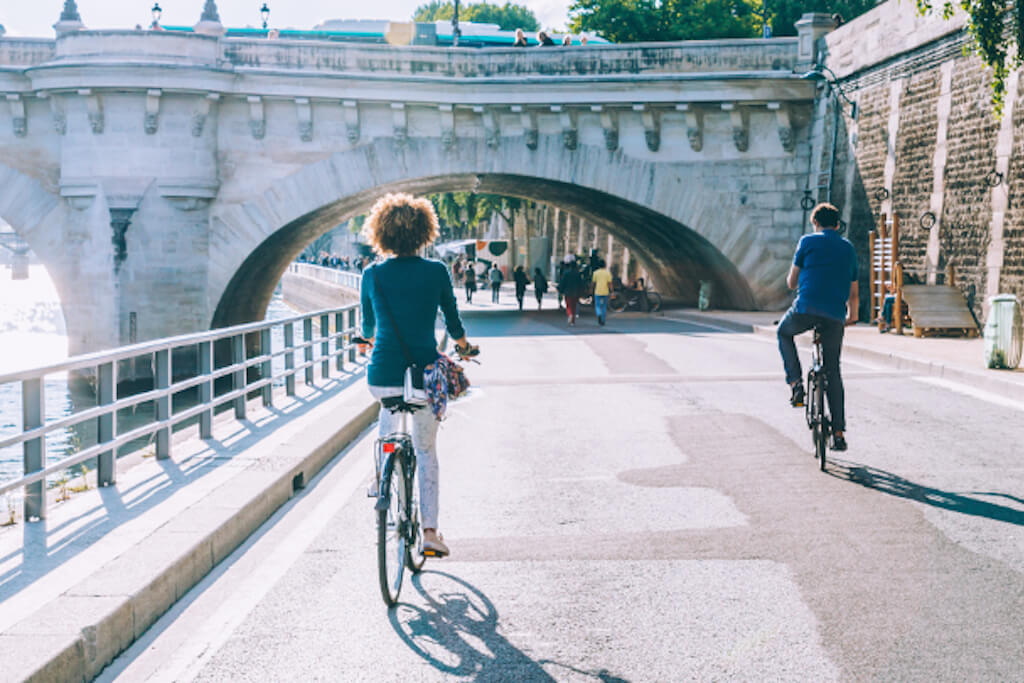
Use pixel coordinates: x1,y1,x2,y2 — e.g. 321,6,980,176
814,375,827,470
609,293,627,313
405,462,426,573
647,292,662,313
377,455,406,606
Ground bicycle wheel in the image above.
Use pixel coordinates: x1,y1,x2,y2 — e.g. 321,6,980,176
813,376,827,470
646,292,662,312
609,292,627,313
377,455,407,606
405,460,426,573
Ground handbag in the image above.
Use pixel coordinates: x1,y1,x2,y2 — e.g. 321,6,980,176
370,269,431,406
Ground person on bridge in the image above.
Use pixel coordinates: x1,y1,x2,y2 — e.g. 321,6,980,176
488,263,504,303
591,258,613,325
359,193,478,558
777,202,859,452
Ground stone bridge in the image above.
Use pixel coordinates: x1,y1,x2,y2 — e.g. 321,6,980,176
0,12,837,355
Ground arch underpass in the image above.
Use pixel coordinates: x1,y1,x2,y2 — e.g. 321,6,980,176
211,172,759,329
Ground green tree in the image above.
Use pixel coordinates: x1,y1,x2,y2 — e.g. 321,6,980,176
767,0,875,36
569,0,761,42
429,192,524,239
413,1,539,31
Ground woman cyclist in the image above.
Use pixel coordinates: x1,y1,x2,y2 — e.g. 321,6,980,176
359,193,478,558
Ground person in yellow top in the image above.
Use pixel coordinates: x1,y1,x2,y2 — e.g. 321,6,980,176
591,258,613,325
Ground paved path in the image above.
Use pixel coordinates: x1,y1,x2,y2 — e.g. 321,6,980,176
101,309,1023,682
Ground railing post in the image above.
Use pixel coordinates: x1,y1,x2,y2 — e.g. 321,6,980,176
232,334,246,419
22,377,45,521
284,322,296,396
348,308,357,363
303,317,314,386
155,349,171,460
320,314,330,379
261,327,273,407
199,340,213,438
97,362,116,485
342,313,350,370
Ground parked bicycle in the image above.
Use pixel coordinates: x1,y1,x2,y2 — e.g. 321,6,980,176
609,279,662,313
805,328,829,471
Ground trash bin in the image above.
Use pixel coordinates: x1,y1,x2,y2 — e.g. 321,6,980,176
983,294,1023,369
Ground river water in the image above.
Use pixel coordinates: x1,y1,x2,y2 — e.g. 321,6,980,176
0,264,296,488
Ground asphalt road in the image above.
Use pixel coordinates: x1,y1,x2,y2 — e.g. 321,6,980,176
100,309,1024,682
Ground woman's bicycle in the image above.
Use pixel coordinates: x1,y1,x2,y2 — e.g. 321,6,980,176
805,328,830,471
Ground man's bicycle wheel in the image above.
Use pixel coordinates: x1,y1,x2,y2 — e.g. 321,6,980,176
812,376,827,470
646,292,662,312
609,292,628,313
377,454,407,606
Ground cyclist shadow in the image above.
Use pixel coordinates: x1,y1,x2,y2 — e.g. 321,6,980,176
389,570,629,682
828,459,1024,526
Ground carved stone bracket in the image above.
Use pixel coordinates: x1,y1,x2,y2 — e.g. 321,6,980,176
391,103,407,145
512,106,538,150
80,89,103,134
191,93,219,138
60,181,100,211
594,106,618,152
551,106,577,151
295,97,312,142
475,106,500,148
48,94,67,135
343,100,360,144
634,104,660,152
158,180,219,211
722,103,749,153
767,102,794,152
145,89,161,135
439,104,455,149
678,104,703,152
6,95,26,137
247,96,265,140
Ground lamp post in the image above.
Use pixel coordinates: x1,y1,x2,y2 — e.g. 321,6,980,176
151,2,162,27
452,0,461,47
801,66,858,207
260,3,270,30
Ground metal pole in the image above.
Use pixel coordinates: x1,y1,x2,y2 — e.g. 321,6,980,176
97,362,116,484
155,349,171,459
22,377,45,521
284,322,296,396
335,312,344,371
347,309,357,363
199,340,213,437
320,314,330,379
261,327,273,407
232,334,246,419
303,318,314,386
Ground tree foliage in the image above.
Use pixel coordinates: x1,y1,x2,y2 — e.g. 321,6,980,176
917,0,1019,116
429,192,524,239
413,1,539,31
767,0,875,36
568,0,760,42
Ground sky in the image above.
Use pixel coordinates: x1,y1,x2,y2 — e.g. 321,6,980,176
1,0,573,36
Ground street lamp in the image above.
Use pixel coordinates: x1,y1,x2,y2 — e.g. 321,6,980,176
151,2,162,26
801,65,858,119
452,0,461,47
260,3,270,30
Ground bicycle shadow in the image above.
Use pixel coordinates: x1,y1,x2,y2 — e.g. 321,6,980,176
827,459,1024,526
389,570,630,682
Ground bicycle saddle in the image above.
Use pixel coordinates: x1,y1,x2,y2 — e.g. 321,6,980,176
380,396,424,413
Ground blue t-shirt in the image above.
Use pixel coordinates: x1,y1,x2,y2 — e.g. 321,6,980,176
361,257,466,387
792,230,858,321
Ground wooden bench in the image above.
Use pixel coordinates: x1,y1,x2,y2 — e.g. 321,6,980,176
901,285,979,338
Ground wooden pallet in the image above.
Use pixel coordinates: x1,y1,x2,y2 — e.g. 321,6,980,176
901,285,979,338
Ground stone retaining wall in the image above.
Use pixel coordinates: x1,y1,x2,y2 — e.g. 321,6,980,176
280,272,358,313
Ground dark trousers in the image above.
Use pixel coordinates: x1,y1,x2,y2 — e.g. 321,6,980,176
491,282,501,303
777,309,847,432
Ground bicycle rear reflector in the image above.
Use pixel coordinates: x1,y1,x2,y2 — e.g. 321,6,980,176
382,442,396,453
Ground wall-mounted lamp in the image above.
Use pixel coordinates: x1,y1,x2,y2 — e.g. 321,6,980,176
800,190,815,211
800,66,858,120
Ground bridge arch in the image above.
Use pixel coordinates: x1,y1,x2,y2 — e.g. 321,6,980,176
210,137,785,328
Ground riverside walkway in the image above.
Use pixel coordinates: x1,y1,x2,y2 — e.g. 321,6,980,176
2,301,1023,681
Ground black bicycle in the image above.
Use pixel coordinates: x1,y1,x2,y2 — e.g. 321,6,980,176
609,281,662,313
805,328,829,471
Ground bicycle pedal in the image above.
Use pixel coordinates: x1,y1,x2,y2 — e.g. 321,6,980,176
421,549,445,558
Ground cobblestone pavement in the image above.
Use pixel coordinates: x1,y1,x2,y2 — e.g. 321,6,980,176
101,309,1023,682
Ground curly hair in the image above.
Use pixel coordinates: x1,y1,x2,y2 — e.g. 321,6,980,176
362,193,440,256
811,203,840,228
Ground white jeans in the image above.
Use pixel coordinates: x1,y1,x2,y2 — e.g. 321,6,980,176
368,386,440,529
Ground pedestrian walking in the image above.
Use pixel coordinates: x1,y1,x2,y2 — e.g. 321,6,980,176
464,263,477,303
452,258,463,286
513,265,530,311
558,260,583,326
488,263,504,303
591,258,613,325
533,268,548,310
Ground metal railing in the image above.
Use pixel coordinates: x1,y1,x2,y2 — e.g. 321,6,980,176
0,303,362,522
289,262,362,291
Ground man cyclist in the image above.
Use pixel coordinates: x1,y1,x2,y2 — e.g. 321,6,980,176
778,203,858,452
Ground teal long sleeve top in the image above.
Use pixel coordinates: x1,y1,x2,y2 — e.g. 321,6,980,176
361,256,466,387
